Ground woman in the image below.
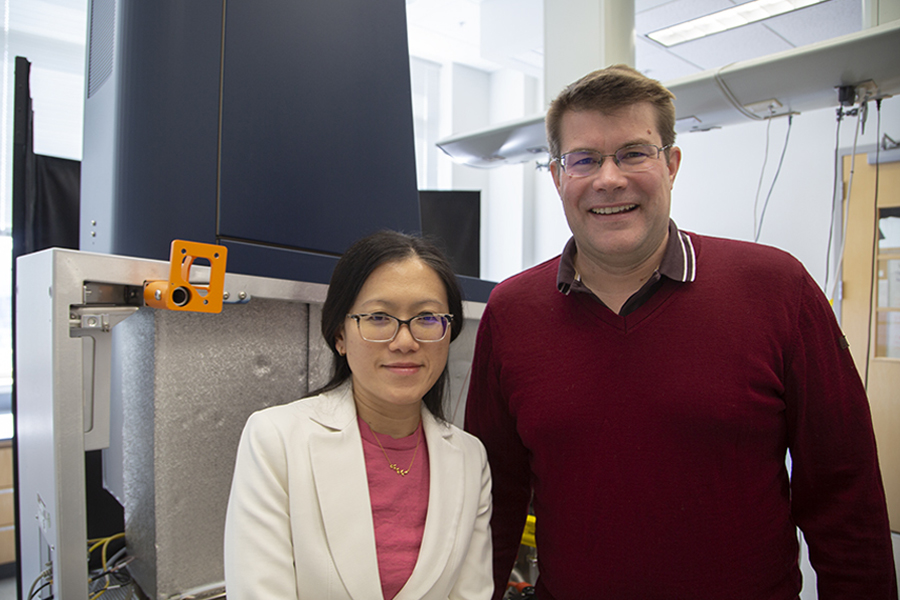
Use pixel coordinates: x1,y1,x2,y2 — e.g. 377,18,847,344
224,231,493,600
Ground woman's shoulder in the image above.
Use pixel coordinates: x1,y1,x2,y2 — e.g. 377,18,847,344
247,385,354,432
242,398,312,439
427,416,487,459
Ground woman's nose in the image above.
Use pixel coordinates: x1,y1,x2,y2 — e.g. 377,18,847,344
389,322,419,350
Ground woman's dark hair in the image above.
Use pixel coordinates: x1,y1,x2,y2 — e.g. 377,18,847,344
308,230,464,421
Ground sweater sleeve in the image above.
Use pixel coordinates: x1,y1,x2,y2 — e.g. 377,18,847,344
464,303,533,600
784,271,898,599
224,412,300,600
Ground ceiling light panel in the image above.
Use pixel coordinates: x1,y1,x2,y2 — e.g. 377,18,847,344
648,0,829,46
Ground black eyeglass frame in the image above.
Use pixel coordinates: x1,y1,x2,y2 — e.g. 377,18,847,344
554,143,672,177
346,312,454,343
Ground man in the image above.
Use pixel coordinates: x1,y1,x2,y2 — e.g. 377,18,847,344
465,65,897,600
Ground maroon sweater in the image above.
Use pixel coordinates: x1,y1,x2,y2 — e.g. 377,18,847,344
465,232,896,600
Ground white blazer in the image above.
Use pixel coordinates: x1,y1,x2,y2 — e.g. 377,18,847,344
224,383,493,600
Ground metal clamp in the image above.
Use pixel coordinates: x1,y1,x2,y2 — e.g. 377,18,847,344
69,305,140,451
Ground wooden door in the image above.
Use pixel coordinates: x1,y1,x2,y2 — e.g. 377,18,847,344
841,151,900,531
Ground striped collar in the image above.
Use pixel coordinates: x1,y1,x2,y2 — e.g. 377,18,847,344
557,220,696,295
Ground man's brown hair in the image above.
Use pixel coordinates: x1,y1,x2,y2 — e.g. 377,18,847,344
546,64,676,159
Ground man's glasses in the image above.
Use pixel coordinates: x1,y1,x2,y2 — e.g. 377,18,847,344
555,144,671,178
347,313,454,343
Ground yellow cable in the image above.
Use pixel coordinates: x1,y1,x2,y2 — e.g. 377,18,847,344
89,586,108,600
86,531,127,600
101,532,126,569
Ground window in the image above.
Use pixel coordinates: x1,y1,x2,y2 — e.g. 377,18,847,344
409,56,442,190
875,210,900,358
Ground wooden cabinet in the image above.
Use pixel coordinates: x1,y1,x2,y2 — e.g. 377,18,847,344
0,441,15,564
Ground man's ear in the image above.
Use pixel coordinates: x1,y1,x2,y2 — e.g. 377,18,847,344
550,159,563,194
666,146,682,188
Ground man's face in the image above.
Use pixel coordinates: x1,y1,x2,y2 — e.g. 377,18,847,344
550,102,681,274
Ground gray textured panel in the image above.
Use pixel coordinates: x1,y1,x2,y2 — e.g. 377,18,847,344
122,299,310,599
307,303,333,392
119,309,159,598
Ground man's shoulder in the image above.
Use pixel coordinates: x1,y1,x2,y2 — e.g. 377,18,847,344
488,256,560,313
685,232,815,304
689,232,805,273
487,255,561,303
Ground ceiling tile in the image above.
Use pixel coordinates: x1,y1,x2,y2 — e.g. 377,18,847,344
761,0,860,47
636,37,704,81
663,24,797,71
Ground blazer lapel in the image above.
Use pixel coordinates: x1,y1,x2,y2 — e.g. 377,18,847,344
308,387,383,600
396,411,466,599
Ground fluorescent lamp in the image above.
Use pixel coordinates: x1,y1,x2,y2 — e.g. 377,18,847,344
647,0,829,47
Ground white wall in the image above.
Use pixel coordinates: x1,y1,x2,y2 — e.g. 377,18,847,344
672,95,900,289
505,95,900,292
438,64,548,283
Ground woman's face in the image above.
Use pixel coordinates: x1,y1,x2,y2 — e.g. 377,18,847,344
335,257,451,418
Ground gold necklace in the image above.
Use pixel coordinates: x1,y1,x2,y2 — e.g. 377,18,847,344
369,422,420,477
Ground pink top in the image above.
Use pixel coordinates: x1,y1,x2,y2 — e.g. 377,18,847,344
358,417,430,600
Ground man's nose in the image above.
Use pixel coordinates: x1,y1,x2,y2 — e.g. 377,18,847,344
591,157,628,190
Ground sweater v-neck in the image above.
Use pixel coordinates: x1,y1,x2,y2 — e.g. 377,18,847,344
574,276,683,332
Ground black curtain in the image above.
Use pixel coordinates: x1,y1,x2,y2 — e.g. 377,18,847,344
23,155,80,253
9,54,33,592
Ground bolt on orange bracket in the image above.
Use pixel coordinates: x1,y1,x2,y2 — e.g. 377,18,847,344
143,240,228,313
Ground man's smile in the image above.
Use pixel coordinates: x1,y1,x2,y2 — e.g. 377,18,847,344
590,204,637,215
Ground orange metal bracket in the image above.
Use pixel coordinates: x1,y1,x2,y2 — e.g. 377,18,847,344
143,240,228,313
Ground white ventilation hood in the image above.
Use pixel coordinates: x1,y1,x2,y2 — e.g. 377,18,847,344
436,20,900,168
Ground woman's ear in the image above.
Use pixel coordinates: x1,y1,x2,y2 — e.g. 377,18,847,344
334,329,346,356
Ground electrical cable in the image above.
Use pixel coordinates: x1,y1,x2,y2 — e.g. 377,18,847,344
90,548,134,582
89,587,109,600
101,532,125,569
100,545,128,573
754,115,794,243
90,555,134,584
86,532,127,600
714,66,764,121
27,566,53,600
827,105,865,302
753,117,773,241
863,98,883,388
87,533,125,565
824,110,844,296
28,578,53,600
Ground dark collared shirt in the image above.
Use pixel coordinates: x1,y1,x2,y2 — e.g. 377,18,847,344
556,220,697,315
